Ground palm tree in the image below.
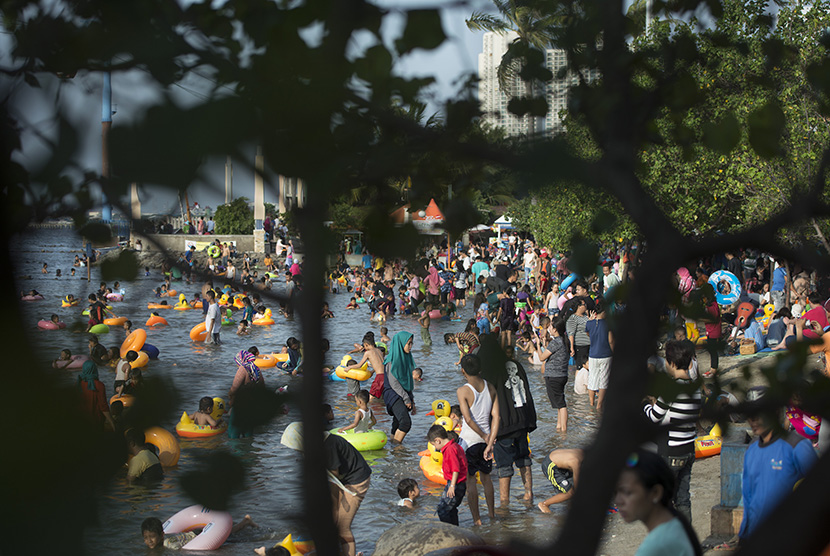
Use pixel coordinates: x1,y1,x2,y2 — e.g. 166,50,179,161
467,0,560,136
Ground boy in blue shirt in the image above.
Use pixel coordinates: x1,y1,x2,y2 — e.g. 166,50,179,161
728,387,817,550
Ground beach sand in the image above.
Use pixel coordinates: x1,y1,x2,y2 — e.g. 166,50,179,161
599,345,817,555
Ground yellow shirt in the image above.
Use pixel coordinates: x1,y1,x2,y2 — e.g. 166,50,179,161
127,449,161,479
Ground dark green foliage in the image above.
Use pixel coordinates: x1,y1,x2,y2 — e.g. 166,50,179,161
214,197,254,235
100,249,139,281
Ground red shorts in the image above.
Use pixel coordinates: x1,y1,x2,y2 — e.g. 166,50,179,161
369,373,385,398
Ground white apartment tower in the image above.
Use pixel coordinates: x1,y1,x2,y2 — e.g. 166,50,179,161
478,31,543,137
478,31,591,137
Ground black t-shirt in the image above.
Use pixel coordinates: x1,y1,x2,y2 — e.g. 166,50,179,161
90,343,108,365
324,434,371,485
90,301,106,323
373,282,391,299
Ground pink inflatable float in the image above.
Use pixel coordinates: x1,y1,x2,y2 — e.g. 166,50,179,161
38,320,66,330
162,505,233,550
52,355,89,370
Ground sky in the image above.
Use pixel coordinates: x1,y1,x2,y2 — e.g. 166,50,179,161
9,0,493,217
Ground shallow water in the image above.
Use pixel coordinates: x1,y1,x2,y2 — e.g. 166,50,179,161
15,229,600,554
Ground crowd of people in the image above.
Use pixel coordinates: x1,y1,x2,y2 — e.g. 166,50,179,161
51,231,830,555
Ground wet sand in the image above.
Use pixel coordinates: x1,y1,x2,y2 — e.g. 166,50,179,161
599,346,813,555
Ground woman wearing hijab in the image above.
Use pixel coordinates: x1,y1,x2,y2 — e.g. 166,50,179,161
383,331,416,443
77,360,115,430
228,349,265,438
424,266,441,306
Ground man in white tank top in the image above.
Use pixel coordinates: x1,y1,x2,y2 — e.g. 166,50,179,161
456,355,500,525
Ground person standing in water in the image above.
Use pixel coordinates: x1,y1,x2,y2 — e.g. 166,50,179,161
383,331,416,443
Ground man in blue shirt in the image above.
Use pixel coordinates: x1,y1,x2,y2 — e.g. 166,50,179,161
771,262,787,312
471,257,489,282
362,253,373,270
735,387,817,548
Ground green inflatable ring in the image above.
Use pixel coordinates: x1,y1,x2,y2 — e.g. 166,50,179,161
330,428,388,452
89,324,110,334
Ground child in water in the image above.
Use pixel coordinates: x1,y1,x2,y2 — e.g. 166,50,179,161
380,326,391,344
419,305,432,346
413,367,424,382
237,320,250,335
52,349,76,369
345,297,359,309
448,405,463,433
193,396,220,428
141,515,257,550
338,390,376,433
397,478,421,508
277,337,302,376
321,302,334,319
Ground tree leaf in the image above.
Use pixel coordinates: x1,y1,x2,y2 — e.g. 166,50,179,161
702,112,740,154
100,250,139,281
395,9,446,55
79,222,112,244
748,101,785,158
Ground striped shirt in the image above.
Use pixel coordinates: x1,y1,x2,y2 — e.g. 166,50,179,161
643,379,701,457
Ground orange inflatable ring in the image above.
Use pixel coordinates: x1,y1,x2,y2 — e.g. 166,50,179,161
420,455,446,485
174,305,190,311
144,426,180,467
146,315,169,327
147,303,172,309
192,301,203,309
190,322,208,342
167,290,178,297
104,316,127,326
110,394,135,408
254,353,290,368
130,351,150,369
252,317,275,326
121,329,147,358
233,297,246,309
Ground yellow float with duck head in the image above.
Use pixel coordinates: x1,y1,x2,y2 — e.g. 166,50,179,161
175,397,228,438
426,399,451,417
252,308,275,325
758,304,774,329
174,293,190,310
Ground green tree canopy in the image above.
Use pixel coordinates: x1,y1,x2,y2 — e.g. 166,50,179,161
214,197,254,235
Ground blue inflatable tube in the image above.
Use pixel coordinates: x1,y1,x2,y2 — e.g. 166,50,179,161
560,273,579,293
143,343,160,360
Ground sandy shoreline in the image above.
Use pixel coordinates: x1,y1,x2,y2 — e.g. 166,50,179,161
599,346,808,555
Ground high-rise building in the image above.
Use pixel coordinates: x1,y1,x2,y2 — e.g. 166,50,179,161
478,31,543,137
478,31,594,137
